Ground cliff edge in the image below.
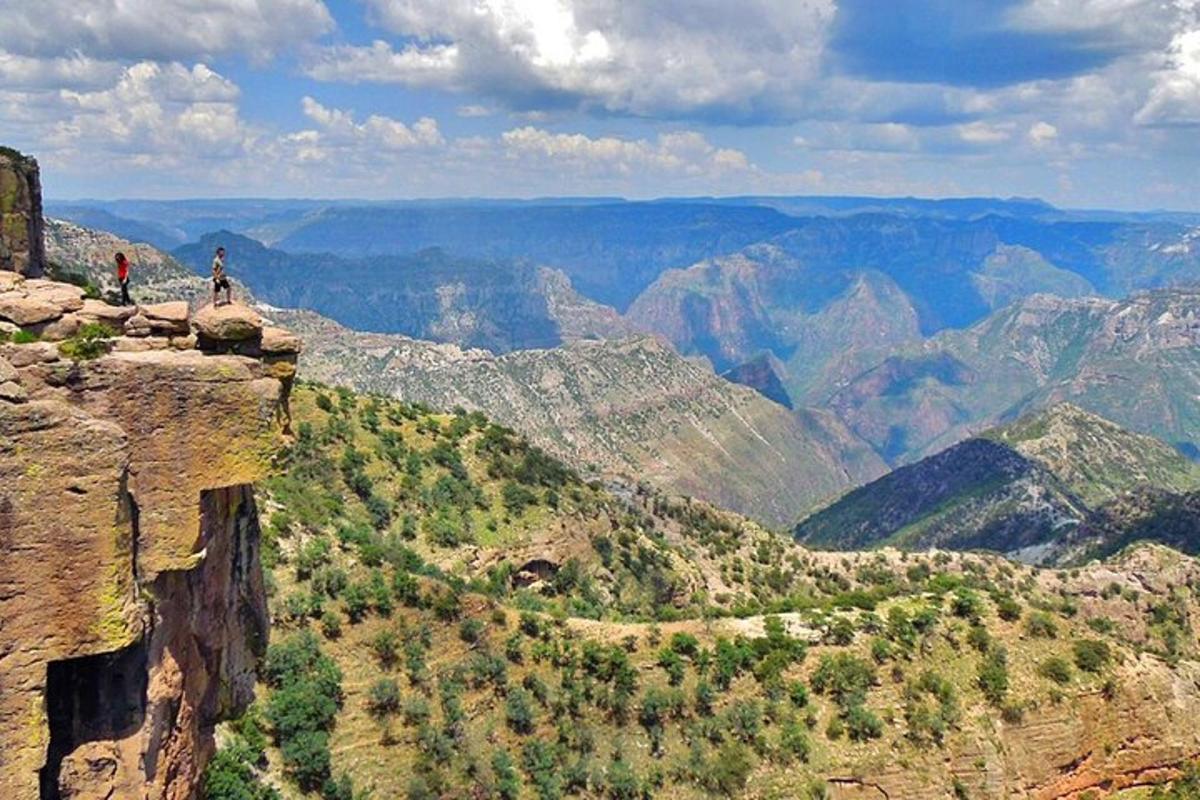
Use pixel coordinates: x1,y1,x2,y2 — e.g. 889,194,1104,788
0,273,300,799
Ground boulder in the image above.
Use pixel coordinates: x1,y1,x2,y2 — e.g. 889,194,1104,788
140,301,189,334
81,298,138,324
37,312,83,341
0,356,16,383
192,303,263,342
124,314,152,337
1,341,60,366
0,293,62,326
260,325,302,355
24,279,85,312
0,380,27,402
169,333,197,351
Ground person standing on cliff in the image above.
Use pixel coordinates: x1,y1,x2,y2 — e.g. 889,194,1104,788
211,246,232,306
115,251,132,306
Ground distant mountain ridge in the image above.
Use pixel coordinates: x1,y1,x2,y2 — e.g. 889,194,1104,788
830,288,1200,463
796,404,1200,564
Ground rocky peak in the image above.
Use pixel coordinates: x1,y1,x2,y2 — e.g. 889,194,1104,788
0,276,300,798
0,148,45,277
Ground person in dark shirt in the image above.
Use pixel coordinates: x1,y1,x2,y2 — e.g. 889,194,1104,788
211,246,232,306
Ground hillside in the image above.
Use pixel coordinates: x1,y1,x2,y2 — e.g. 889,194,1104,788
209,380,1200,800
830,289,1200,464
274,310,886,527
795,405,1200,564
173,232,631,352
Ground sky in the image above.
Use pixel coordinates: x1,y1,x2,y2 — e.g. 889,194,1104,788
1,0,1199,208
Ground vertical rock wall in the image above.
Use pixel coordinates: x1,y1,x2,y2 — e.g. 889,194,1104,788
0,148,45,277
0,276,299,799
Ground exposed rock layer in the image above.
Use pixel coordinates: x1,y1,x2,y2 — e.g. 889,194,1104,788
0,276,298,799
0,149,44,277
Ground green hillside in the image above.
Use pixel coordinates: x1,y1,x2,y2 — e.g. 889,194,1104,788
205,385,1200,800
796,405,1200,564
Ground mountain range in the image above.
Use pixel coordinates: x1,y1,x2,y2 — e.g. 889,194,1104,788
796,403,1200,564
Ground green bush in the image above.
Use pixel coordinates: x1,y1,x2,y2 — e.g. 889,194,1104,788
366,678,402,718
1038,656,1073,685
1025,611,1058,638
1073,639,1112,673
977,649,1009,706
58,323,113,361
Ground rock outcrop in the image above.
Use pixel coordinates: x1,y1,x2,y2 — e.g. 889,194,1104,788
0,148,45,277
0,275,300,799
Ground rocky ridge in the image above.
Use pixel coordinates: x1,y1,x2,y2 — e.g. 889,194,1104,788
274,308,886,526
0,272,300,799
796,404,1200,564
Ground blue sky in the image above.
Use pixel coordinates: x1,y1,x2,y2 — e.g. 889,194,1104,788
1,0,1198,208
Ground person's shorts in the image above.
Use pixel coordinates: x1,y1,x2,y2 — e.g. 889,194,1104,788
213,276,231,290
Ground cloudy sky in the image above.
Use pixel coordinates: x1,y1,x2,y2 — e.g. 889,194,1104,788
2,0,1198,207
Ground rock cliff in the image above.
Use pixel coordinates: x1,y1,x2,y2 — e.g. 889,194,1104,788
0,148,45,278
0,274,300,799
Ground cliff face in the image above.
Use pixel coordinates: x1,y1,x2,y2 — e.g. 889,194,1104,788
0,275,299,798
0,149,45,277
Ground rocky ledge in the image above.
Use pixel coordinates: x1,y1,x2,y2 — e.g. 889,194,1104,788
0,276,299,799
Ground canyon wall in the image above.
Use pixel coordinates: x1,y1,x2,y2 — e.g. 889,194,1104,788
0,273,298,799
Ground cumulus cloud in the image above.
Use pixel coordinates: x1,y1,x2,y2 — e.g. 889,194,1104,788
1136,27,1200,125
0,0,334,62
304,0,836,122
48,62,251,161
1028,120,1059,144
500,127,751,176
299,97,444,151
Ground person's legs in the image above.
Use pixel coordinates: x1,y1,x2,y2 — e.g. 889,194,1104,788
120,279,131,306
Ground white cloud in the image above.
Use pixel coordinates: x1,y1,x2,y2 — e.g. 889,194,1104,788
500,127,752,176
956,121,1014,144
457,105,494,118
1028,120,1059,145
0,0,333,62
48,62,251,162
1136,27,1200,125
299,97,444,151
304,0,836,121
0,52,121,91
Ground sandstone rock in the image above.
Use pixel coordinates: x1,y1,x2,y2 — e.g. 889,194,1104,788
0,328,292,799
169,333,197,351
0,293,62,326
0,379,26,402
36,312,82,341
2,341,60,366
139,300,189,334
123,314,152,337
192,302,263,342
260,324,302,354
0,271,24,291
0,149,45,277
23,280,85,312
79,298,137,328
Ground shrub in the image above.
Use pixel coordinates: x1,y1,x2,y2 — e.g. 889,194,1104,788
506,688,536,734
1073,639,1112,673
703,742,753,796
343,582,370,623
1038,656,1073,685
977,649,1009,706
366,678,402,718
371,629,401,667
319,610,342,640
811,653,876,710
58,322,112,361
459,618,486,645
777,721,811,763
995,594,1022,622
1025,611,1058,638
844,703,884,742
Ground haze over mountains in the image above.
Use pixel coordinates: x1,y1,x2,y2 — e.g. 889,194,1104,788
47,194,1200,528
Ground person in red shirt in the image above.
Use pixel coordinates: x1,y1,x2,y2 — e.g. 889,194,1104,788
115,252,132,306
